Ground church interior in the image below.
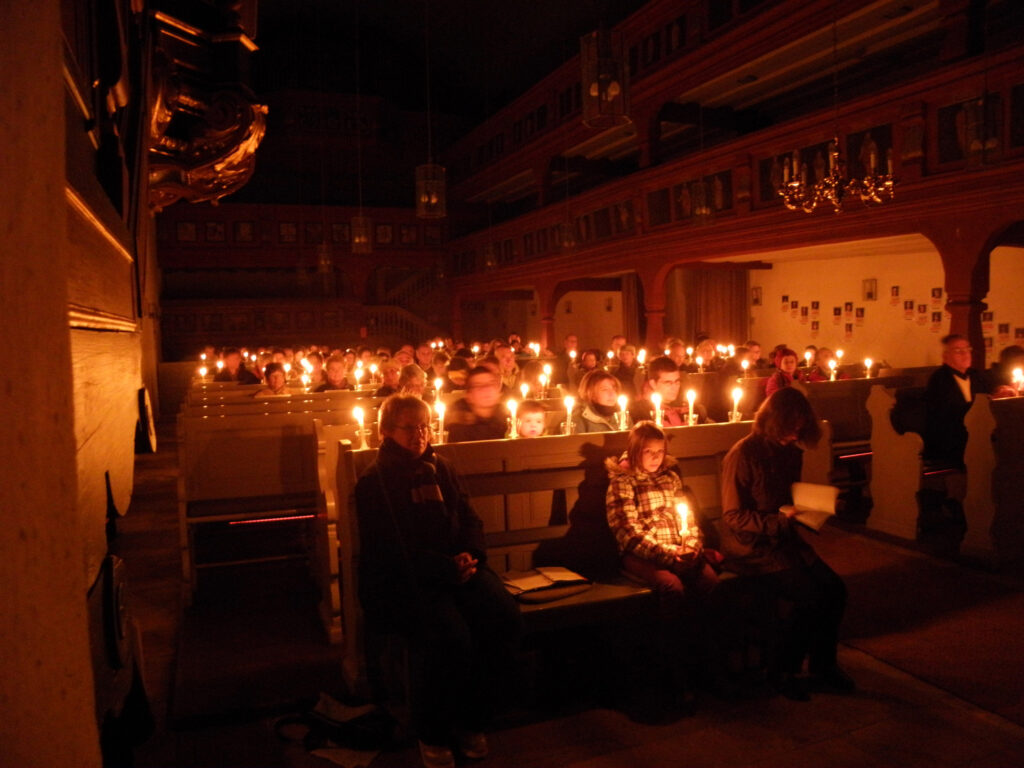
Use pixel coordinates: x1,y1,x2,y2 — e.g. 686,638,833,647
4,0,1024,766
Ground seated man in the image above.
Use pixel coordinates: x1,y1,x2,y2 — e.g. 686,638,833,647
923,334,983,470
613,345,641,399
373,360,401,397
214,347,260,384
447,366,508,443
315,354,352,392
630,356,708,426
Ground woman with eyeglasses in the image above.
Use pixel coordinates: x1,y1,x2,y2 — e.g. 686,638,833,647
355,394,521,768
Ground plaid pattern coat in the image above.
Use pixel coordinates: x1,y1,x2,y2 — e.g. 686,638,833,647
605,455,696,568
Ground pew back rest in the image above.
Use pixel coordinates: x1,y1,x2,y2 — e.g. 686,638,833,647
891,386,928,436
179,410,363,504
794,375,917,444
183,394,385,418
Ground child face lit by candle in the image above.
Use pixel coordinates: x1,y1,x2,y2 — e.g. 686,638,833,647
640,438,667,474
517,411,545,438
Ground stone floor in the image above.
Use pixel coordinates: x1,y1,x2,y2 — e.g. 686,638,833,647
117,422,1024,767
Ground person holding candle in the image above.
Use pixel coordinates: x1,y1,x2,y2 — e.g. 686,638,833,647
613,345,642,398
314,354,353,392
605,421,720,703
629,356,707,426
398,364,430,400
806,348,848,382
717,387,852,701
550,333,580,387
355,395,521,766
571,370,623,433
373,360,402,397
254,362,289,397
764,348,805,398
982,345,1024,399
213,347,261,384
446,367,508,443
570,348,602,393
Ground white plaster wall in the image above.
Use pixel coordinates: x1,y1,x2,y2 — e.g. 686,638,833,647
986,247,1024,361
748,248,947,368
554,291,624,352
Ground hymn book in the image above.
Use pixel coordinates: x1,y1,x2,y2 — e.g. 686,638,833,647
780,482,840,532
501,566,590,595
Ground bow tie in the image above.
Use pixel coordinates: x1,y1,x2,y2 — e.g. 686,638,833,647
952,369,969,380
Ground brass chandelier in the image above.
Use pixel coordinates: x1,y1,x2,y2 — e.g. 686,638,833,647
778,136,894,214
776,8,895,214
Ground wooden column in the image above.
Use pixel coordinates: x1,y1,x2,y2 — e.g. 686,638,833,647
920,216,997,369
0,0,102,764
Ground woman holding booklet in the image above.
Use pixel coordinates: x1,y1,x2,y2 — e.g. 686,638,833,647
355,395,521,768
718,387,853,701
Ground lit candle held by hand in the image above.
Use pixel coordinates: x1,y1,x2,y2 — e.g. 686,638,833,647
651,392,663,427
732,387,742,422
617,394,629,430
563,396,575,435
686,389,697,426
507,399,518,438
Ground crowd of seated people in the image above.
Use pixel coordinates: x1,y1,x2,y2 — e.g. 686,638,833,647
187,328,1024,760
189,328,1018,446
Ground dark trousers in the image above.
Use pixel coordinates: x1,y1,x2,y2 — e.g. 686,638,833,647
760,558,846,676
404,566,522,744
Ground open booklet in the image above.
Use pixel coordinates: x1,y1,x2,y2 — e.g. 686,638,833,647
501,566,591,595
780,482,840,532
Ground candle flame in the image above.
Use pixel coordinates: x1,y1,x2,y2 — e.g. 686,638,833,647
676,501,689,536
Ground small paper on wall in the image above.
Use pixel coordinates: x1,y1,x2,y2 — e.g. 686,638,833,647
844,322,854,340
982,311,994,335
904,300,915,320
917,304,928,326
810,320,820,339
890,285,900,307
855,307,865,327
931,287,943,309
833,307,842,325
931,311,943,332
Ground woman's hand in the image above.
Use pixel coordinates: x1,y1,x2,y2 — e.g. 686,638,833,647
453,552,478,583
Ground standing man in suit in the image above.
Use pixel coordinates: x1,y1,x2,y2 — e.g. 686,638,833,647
923,334,983,471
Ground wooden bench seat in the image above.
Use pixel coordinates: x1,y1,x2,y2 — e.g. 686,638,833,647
317,419,833,694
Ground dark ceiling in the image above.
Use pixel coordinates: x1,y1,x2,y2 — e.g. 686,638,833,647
254,0,648,121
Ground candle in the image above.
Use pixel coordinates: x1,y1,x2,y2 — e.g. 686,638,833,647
804,350,813,366
433,377,443,394
836,349,844,361
538,373,548,398
741,359,750,376
569,349,577,362
638,348,647,366
695,356,704,373
676,501,690,537
651,392,663,427
301,373,310,391
301,358,313,373
727,344,735,358
200,353,207,361
353,406,367,450
283,362,292,376
686,389,697,426
732,387,743,422
617,394,629,430
354,368,364,387
1013,367,1023,396
664,348,670,357
435,401,446,443
472,344,480,355
369,363,378,383
563,396,575,435
507,399,518,438
828,359,837,381
685,346,693,359
864,358,873,378
198,366,208,381
520,382,529,400
216,360,224,372
543,363,552,379
606,350,615,367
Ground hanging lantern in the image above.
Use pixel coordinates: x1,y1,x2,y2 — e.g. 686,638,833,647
581,29,630,129
351,215,372,254
415,163,447,219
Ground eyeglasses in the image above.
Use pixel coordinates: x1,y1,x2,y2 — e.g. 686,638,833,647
394,423,430,434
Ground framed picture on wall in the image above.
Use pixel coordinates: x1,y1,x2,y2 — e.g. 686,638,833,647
862,278,877,301
375,223,393,245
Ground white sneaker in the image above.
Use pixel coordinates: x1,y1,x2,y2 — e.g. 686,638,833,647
418,740,455,768
458,731,489,759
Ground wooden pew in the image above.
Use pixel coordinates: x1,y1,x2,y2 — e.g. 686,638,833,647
866,385,924,539
322,420,832,693
177,409,372,634
964,394,1024,565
